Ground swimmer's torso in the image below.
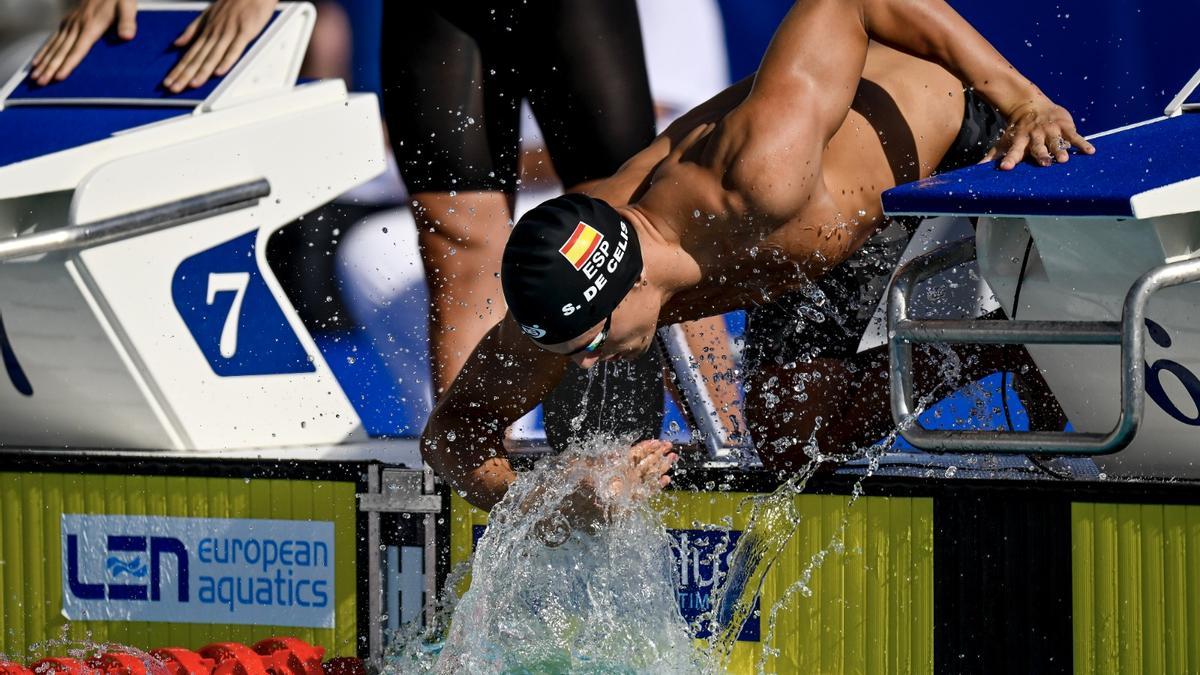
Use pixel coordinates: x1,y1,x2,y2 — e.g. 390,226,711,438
613,45,969,321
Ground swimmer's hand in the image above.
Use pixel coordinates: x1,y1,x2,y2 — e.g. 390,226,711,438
30,0,276,92
163,0,277,93
604,438,678,499
538,440,678,543
31,0,137,86
984,96,1095,170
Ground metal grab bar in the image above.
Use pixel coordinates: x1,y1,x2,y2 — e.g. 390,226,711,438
657,325,760,465
888,237,1200,454
0,179,270,263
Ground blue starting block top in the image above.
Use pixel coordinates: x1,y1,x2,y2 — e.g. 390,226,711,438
883,114,1200,219
0,8,281,169
0,106,186,168
6,11,254,104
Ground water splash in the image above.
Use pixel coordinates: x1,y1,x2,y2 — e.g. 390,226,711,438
703,420,826,663
8,627,168,674
388,303,972,671
386,435,704,674
705,343,966,673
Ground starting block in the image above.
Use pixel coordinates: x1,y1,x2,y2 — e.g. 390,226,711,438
882,68,1200,478
0,3,386,451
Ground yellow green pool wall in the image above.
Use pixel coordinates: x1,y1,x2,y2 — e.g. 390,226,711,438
0,472,359,660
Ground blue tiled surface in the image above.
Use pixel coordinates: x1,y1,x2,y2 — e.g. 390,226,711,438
0,106,186,168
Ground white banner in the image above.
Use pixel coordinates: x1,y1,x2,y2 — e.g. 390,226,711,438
61,514,335,628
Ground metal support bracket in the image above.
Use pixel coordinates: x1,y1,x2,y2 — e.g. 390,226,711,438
359,465,442,669
657,325,760,465
888,237,1200,454
358,467,442,513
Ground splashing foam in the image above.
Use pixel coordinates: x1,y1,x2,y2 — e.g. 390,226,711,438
387,434,705,674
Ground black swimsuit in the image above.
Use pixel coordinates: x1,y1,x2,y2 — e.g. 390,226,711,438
744,89,1007,368
381,0,657,193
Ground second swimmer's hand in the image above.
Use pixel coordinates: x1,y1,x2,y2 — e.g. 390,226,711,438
30,0,136,86
163,0,277,93
984,95,1095,170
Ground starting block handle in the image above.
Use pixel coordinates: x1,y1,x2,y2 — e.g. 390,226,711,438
657,325,760,465
0,178,269,263
1165,65,1200,117
887,237,1200,454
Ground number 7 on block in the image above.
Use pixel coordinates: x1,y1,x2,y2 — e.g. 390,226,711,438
206,272,251,359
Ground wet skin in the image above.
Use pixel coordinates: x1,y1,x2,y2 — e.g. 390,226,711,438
424,0,1093,512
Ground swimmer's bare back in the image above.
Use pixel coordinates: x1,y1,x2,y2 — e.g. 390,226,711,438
423,0,1092,512
595,46,972,323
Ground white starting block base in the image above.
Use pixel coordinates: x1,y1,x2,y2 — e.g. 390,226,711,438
0,4,386,451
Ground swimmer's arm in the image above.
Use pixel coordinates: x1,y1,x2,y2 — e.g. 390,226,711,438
858,0,1039,113
741,0,1090,171
855,0,1094,166
420,315,567,512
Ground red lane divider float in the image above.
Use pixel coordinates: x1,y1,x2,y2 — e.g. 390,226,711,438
253,638,323,675
88,653,156,675
9,640,359,675
151,649,214,675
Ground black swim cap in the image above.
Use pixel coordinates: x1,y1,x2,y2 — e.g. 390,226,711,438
502,194,643,344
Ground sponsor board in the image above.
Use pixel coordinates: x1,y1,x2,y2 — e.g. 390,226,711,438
671,529,759,641
62,515,334,627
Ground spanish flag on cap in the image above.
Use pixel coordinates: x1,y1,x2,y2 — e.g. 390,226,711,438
559,221,603,270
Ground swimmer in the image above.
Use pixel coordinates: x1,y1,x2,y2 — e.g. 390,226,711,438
427,0,1094,514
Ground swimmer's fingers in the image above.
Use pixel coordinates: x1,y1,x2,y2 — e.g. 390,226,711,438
165,12,210,91
30,27,69,82
114,0,137,40
627,438,659,464
627,438,671,468
634,445,676,490
215,30,256,77
1045,125,1072,164
37,23,84,85
634,445,672,476
166,0,276,90
190,28,237,89
32,0,131,85
1063,125,1095,157
166,31,219,93
56,0,130,83
1028,129,1053,167
998,133,1029,171
998,97,1094,169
